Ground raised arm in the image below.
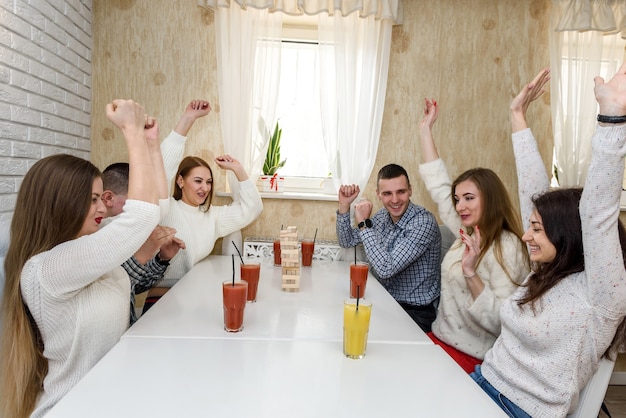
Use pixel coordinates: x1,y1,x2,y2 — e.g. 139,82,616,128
162,100,213,186
144,117,168,202
417,98,461,235
418,98,441,162
510,68,550,133
583,63,626,312
510,69,551,230
173,100,211,136
106,100,158,204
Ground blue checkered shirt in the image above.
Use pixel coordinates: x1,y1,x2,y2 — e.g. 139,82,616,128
122,256,167,325
336,202,441,306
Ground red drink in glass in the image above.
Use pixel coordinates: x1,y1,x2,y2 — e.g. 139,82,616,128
301,240,314,267
222,280,248,332
350,262,369,298
273,240,281,266
240,263,261,302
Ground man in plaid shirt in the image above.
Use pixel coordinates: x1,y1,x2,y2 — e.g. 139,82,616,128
336,164,441,332
102,163,185,325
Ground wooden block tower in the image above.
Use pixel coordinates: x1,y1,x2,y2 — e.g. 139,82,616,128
280,226,300,292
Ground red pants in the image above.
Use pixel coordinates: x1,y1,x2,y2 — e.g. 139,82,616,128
427,332,483,373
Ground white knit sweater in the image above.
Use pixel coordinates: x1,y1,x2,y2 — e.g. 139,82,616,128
22,200,160,417
481,126,626,418
156,131,263,287
419,158,529,359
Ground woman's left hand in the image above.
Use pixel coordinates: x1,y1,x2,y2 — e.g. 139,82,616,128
215,155,248,181
214,155,240,170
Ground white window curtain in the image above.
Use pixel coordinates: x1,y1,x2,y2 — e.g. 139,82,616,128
213,6,283,186
198,0,401,253
199,0,401,192
210,6,283,255
550,0,626,187
318,11,393,193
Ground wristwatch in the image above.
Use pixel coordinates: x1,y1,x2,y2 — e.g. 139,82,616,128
155,252,170,267
358,219,373,230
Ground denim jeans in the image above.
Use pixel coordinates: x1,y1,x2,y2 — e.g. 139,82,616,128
470,366,532,418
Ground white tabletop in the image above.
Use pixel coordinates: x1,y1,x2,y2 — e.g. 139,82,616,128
47,337,507,418
125,255,432,344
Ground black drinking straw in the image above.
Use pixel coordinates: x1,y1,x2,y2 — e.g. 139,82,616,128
231,254,235,286
354,246,357,264
232,241,244,264
313,228,318,244
356,286,360,311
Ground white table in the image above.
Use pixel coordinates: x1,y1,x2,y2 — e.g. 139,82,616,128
47,337,507,418
47,255,508,418
125,256,432,344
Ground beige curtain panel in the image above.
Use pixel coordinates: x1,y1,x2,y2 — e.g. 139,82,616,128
198,0,403,23
553,0,626,37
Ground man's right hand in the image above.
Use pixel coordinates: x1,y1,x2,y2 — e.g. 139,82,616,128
338,184,360,214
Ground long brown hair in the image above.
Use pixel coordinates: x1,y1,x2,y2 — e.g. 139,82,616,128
1,154,100,418
517,188,584,307
451,168,529,283
173,156,214,212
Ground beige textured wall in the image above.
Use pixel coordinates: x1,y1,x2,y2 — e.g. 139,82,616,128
92,0,553,244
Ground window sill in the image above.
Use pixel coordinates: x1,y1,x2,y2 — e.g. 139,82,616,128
216,190,338,202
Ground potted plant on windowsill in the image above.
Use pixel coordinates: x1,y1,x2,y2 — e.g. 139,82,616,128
259,121,287,192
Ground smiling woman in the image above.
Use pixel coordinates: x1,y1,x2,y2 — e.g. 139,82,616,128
140,101,264,312
174,156,215,211
417,98,529,373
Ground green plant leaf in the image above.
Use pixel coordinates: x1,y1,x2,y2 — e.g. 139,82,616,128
263,121,287,175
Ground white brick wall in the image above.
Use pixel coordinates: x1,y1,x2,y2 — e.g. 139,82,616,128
0,0,92,231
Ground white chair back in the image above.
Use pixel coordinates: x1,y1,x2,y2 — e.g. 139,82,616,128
566,357,615,418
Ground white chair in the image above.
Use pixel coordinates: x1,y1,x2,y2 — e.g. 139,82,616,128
439,224,456,259
221,230,243,257
566,357,616,418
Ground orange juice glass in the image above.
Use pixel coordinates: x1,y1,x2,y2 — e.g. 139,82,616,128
343,299,372,359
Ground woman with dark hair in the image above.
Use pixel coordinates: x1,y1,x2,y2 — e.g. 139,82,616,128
0,100,163,417
418,99,530,373
471,67,626,418
142,100,263,310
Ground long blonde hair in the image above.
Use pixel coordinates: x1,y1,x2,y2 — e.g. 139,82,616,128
0,154,99,418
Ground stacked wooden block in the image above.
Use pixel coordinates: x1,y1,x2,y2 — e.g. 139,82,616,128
280,226,300,292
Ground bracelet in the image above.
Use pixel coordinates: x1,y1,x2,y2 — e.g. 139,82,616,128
463,272,476,279
597,114,626,124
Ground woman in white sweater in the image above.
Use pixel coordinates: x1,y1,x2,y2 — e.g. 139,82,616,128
0,100,164,418
418,100,530,373
472,68,626,418
143,100,263,309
